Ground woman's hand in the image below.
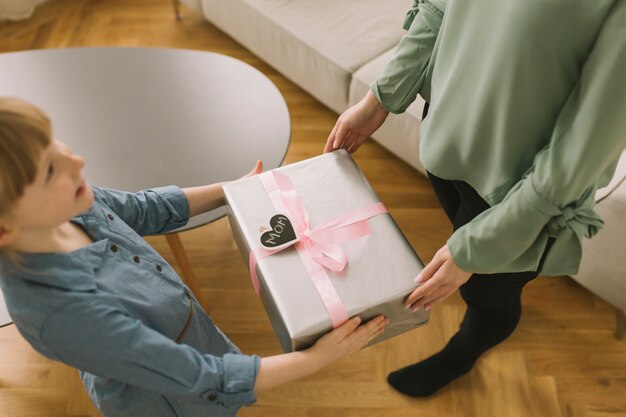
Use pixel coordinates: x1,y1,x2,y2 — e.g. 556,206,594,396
310,315,389,365
404,244,472,311
324,90,389,154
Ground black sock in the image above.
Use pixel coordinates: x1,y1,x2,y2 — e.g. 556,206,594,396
387,335,475,397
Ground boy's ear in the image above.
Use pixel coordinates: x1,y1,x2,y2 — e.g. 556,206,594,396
0,224,18,247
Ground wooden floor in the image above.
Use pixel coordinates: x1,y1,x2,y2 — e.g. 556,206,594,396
1,1,625,416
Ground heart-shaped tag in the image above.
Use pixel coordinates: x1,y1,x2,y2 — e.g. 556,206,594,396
260,214,299,249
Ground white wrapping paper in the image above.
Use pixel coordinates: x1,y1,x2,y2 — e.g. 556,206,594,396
224,150,429,352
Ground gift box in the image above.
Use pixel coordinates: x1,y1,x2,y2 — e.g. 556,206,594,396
223,150,429,352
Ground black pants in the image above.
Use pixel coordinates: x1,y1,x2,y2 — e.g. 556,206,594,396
423,101,552,362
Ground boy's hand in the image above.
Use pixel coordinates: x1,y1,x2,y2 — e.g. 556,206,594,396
185,160,264,218
309,315,388,367
254,314,388,393
241,160,263,179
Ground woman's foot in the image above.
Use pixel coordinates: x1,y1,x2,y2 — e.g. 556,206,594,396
387,342,475,397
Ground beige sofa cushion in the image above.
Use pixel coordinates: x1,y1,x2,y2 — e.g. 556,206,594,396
596,149,626,202
198,0,409,113
573,150,626,311
350,48,426,174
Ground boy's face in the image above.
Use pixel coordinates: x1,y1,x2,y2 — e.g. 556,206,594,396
7,139,94,235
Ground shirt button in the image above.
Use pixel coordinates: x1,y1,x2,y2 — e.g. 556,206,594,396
107,214,114,220
208,394,217,402
133,256,140,263
110,245,118,252
156,265,163,272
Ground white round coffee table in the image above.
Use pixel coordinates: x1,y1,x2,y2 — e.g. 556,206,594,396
0,47,291,325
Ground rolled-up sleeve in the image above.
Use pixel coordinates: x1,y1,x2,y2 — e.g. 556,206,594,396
40,299,260,408
370,0,446,113
91,186,190,236
447,1,626,276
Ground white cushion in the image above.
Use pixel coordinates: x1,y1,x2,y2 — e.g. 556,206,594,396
181,0,201,12
199,0,409,113
574,176,626,311
350,48,426,174
595,149,626,202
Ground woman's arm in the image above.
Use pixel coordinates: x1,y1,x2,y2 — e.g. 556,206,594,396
404,1,626,310
371,0,446,113
324,0,446,153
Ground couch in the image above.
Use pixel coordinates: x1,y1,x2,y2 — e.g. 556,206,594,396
180,0,426,174
0,0,50,21
179,0,626,339
574,150,626,339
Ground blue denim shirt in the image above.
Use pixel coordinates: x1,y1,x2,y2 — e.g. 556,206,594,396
0,186,260,417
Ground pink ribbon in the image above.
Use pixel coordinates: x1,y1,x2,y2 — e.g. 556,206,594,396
249,171,388,328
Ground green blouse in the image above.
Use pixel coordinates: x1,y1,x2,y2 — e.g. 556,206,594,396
371,0,626,275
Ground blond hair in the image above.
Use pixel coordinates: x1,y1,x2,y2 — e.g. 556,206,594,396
0,98,52,262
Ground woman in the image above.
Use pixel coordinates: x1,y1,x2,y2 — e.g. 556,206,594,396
325,0,626,397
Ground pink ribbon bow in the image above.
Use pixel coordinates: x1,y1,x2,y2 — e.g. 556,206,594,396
249,171,388,328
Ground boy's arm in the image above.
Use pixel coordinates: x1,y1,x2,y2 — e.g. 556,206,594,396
254,315,388,393
41,300,386,403
92,186,189,236
182,183,226,218
184,159,263,218
41,299,260,407
92,161,262,235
